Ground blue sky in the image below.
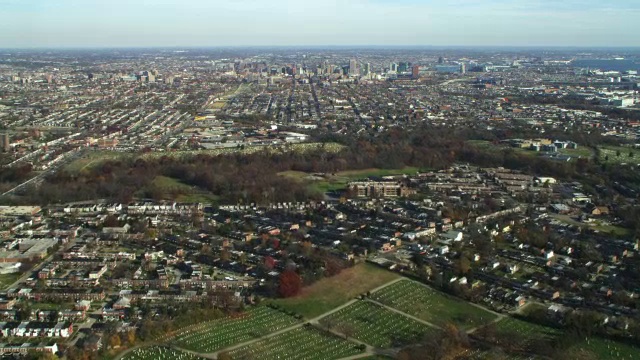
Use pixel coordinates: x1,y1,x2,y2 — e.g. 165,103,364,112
0,0,639,48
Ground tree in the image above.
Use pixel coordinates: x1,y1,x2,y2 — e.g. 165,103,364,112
264,256,276,270
218,352,233,360
278,270,302,298
108,334,121,349
126,329,136,345
455,256,471,275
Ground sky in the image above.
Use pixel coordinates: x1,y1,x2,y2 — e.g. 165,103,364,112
0,0,639,48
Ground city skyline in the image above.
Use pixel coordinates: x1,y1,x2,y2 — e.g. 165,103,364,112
1,0,639,48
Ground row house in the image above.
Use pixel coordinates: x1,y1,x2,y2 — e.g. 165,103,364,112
30,288,105,302
0,342,58,355
0,321,73,338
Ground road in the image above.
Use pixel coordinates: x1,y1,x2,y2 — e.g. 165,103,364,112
1,149,85,197
114,277,509,360
5,237,78,290
114,277,405,360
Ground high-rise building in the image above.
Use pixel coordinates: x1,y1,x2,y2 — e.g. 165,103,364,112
349,59,358,76
438,56,444,64
390,62,398,73
412,65,421,79
460,63,466,74
398,62,411,73
0,133,10,152
363,63,371,76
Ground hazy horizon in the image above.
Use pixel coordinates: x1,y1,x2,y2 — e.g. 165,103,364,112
1,0,639,48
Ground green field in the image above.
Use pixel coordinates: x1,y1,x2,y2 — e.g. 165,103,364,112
171,306,300,353
549,214,631,237
122,346,203,360
65,143,345,175
147,176,220,204
0,273,21,290
64,151,124,172
151,176,194,192
227,325,363,360
493,317,562,348
140,142,345,161
320,300,436,348
593,224,632,237
492,318,640,359
571,337,640,359
558,147,593,158
370,280,498,330
466,140,537,158
281,167,422,194
598,146,640,164
271,263,400,319
467,140,594,160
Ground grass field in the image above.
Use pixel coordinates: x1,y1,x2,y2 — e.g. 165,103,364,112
151,176,194,192
466,140,537,158
320,300,436,348
370,280,498,330
493,318,640,359
549,214,631,237
64,151,124,172
558,147,593,158
593,224,632,237
281,167,422,194
140,142,345,161
0,273,21,290
148,176,220,204
122,346,203,360
493,317,561,348
271,263,400,319
226,325,363,360
171,306,300,353
598,146,640,165
467,140,595,160
210,101,226,109
570,337,640,359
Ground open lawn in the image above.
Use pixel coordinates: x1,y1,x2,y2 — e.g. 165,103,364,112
271,263,400,319
171,306,300,353
493,318,640,359
493,317,561,349
226,325,363,360
64,151,124,172
593,224,631,237
149,176,220,204
460,349,537,360
466,140,537,158
370,280,498,330
122,346,203,360
210,101,226,109
0,273,21,290
320,300,436,348
558,147,593,158
598,146,640,165
549,214,631,237
152,176,194,192
570,337,640,359
140,142,345,161
281,167,422,194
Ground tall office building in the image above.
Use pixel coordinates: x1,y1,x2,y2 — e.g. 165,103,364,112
460,63,466,74
349,58,358,76
0,133,10,152
438,56,444,64
363,63,371,76
390,62,398,73
412,65,421,79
